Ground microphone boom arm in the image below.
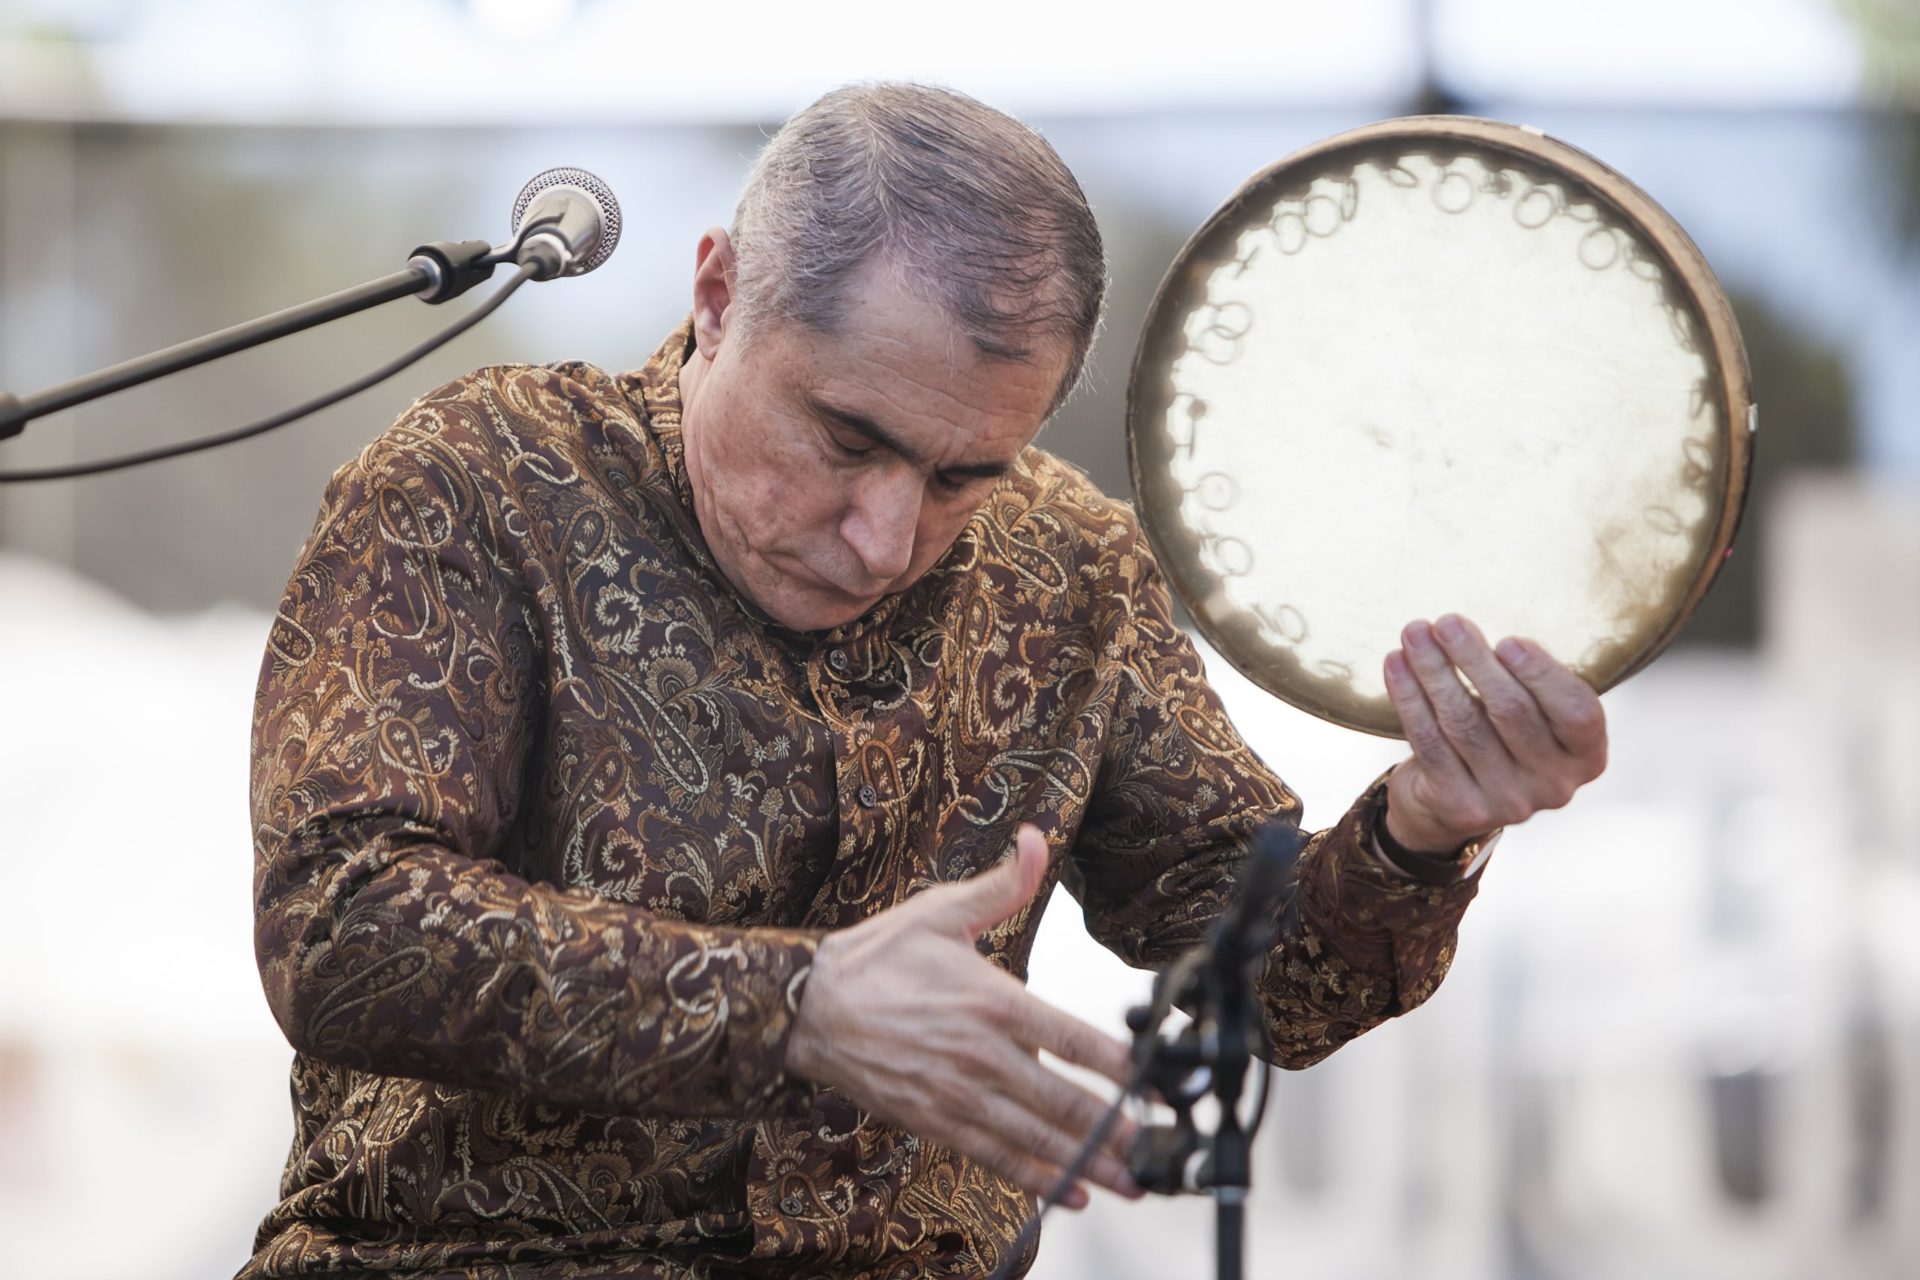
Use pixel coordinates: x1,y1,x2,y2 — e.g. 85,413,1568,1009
0,237,497,442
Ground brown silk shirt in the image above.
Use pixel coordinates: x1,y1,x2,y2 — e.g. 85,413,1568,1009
244,322,1482,1279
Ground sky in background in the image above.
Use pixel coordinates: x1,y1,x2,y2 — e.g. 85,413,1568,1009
0,1,1914,484
0,0,1881,122
0,1,1914,486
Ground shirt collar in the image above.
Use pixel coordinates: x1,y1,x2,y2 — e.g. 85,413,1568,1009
621,317,698,511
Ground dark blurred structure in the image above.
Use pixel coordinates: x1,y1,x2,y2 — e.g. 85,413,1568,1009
1682,291,1857,646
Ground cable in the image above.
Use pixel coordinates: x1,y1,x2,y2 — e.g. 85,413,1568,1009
0,261,538,484
984,947,1272,1279
985,950,1194,1279
983,1052,1157,1280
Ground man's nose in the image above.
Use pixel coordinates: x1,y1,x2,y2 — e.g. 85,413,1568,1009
842,467,921,584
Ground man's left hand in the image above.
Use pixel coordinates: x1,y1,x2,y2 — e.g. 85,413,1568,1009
1381,613,1608,853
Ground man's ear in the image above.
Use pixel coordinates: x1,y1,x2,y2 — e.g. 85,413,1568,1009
690,227,737,358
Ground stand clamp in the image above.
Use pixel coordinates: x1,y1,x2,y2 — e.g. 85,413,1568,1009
1124,946,1265,1280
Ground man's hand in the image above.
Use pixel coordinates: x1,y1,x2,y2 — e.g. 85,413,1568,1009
1382,614,1608,852
784,825,1142,1209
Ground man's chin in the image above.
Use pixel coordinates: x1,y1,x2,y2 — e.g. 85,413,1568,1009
762,586,884,634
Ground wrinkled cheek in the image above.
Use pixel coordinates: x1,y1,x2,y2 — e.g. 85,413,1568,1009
712,451,790,543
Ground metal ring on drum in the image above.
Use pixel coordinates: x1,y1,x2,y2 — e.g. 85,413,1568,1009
1127,116,1755,737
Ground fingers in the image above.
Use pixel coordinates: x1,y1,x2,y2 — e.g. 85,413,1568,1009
1495,635,1607,759
938,1039,1139,1205
803,829,1147,1212
1430,615,1557,763
889,1017,1137,1207
1000,1045,1138,1167
959,987,1141,1202
974,1078,1138,1199
1384,636,1474,794
1395,619,1512,785
1013,823,1049,887
1006,987,1135,1090
914,823,1051,938
947,1119,1090,1208
1387,617,1609,839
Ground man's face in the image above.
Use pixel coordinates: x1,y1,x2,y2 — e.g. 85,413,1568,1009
678,241,1065,633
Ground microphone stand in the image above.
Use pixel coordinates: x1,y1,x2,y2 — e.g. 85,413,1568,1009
1125,819,1303,1280
1126,949,1266,1280
0,238,499,441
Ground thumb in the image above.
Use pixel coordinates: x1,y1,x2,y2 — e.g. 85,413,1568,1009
918,823,1050,938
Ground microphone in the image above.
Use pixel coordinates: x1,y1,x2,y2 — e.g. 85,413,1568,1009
1122,820,1305,1197
510,167,622,281
1204,820,1307,978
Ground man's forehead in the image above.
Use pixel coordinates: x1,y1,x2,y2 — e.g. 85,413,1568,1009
801,389,1019,475
791,341,1053,456
791,262,1069,423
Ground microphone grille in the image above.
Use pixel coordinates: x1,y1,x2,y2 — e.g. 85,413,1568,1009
511,166,623,276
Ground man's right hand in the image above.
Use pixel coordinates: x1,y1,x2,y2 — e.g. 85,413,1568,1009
783,824,1143,1209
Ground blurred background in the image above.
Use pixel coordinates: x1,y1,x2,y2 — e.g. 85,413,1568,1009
1,1,1916,1276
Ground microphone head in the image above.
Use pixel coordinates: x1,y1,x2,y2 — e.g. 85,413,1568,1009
511,167,622,277
1209,820,1308,973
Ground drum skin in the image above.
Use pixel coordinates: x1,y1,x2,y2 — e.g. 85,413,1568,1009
1128,116,1755,738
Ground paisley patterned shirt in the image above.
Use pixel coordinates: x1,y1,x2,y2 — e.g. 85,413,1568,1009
245,321,1482,1279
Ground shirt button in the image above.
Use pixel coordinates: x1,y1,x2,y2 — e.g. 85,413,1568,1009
856,784,878,808
826,647,851,675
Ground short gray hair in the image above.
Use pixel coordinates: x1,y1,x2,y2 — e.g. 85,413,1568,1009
729,83,1107,415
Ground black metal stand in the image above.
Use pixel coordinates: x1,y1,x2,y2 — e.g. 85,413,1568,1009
0,238,496,442
1126,946,1268,1280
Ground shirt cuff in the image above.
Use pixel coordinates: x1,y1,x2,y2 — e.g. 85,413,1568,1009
1362,776,1501,885
1289,773,1488,1019
735,927,826,1116
610,922,824,1119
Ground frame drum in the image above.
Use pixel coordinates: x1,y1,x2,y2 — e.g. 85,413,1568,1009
1128,116,1755,737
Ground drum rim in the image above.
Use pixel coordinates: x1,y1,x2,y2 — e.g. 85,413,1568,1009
1125,113,1756,738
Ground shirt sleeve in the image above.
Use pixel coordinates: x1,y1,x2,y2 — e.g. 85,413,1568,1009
1064,508,1484,1069
250,421,819,1117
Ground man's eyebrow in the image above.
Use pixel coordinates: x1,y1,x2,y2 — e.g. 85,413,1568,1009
809,396,1013,479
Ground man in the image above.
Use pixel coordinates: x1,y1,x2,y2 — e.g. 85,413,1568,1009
245,83,1605,1278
